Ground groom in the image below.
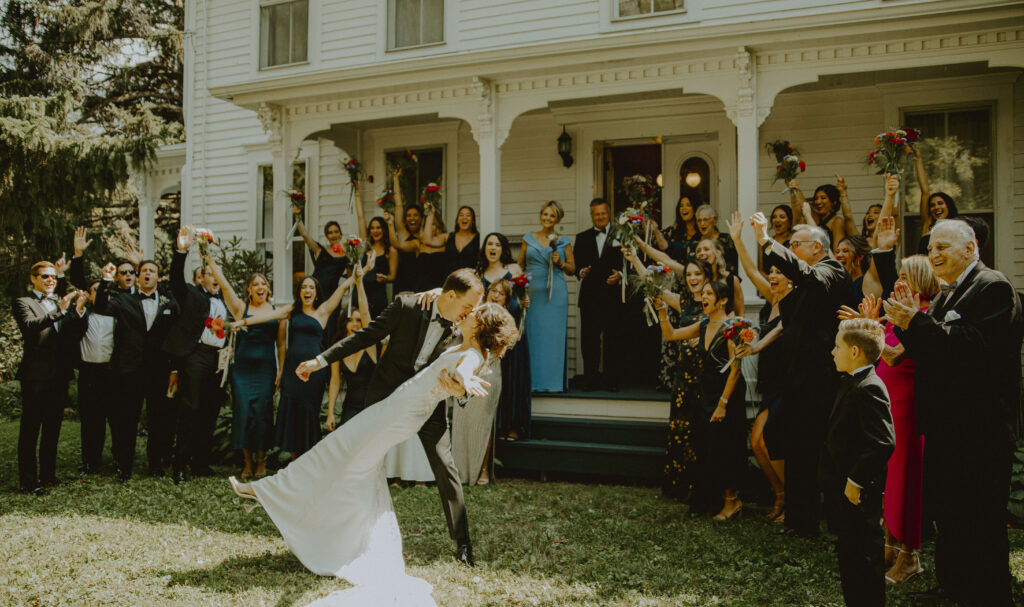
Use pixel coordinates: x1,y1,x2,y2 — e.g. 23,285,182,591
296,268,485,566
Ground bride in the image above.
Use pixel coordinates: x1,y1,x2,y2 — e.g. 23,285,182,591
229,302,519,607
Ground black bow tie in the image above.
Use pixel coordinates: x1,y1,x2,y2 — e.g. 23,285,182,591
434,315,453,330
596,227,607,235
38,293,56,303
138,292,156,301
939,283,958,296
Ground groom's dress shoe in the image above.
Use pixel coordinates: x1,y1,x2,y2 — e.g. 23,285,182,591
455,543,475,567
907,586,951,602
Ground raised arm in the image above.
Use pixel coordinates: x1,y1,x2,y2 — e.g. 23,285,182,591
354,263,372,328
420,205,447,247
317,273,356,320
835,174,858,240
727,211,771,299
353,182,368,242
789,179,807,222
650,218,670,251
70,227,93,290
293,205,323,258
870,216,901,298
878,173,899,223
655,300,702,341
206,256,246,320
634,236,686,275
170,226,192,304
913,148,932,231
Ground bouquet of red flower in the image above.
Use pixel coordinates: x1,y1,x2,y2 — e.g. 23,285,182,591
420,182,442,209
343,158,363,187
331,243,343,255
194,228,216,260
390,149,418,176
622,174,660,206
719,317,756,373
610,205,647,245
287,188,306,213
510,273,530,302
204,316,226,339
343,236,364,268
766,139,806,194
376,187,396,215
867,127,921,176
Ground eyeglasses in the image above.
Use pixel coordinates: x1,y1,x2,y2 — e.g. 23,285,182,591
788,240,812,249
119,269,136,276
38,273,57,280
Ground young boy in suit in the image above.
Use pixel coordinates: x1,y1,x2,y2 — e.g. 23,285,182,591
821,318,896,606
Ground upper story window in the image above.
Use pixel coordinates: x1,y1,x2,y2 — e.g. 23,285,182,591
388,0,444,50
616,0,685,19
260,0,309,69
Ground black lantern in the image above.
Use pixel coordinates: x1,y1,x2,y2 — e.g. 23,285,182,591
557,126,573,168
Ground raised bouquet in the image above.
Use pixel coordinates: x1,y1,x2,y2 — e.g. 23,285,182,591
420,182,441,209
719,317,756,373
390,149,418,176
342,235,364,268
286,188,306,213
766,139,806,194
510,273,530,301
376,187,396,215
867,127,921,176
194,228,216,260
629,264,674,326
343,158,363,187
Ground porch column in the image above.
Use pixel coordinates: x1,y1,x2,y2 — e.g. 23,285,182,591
130,167,156,261
473,77,502,234
259,103,294,305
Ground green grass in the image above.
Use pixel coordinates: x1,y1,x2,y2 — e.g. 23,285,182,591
1,420,1022,606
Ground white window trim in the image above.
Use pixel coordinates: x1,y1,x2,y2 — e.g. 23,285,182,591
599,0,693,33
253,0,318,75
381,0,452,56
612,1,686,22
879,72,1016,271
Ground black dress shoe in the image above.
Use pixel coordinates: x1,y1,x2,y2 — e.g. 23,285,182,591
172,471,187,485
21,486,49,496
907,586,951,602
455,542,475,567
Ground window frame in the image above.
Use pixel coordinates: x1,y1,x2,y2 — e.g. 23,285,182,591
258,0,311,71
255,161,309,275
612,0,686,22
386,0,446,52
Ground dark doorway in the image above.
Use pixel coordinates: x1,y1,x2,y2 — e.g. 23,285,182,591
604,144,663,225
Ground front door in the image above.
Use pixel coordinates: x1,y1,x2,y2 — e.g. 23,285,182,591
662,136,719,227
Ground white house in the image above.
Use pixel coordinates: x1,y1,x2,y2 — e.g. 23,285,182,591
138,0,1024,432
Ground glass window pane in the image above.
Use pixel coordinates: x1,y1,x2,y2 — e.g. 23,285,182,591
422,0,444,44
270,3,292,65
261,166,274,240
618,0,643,17
653,0,684,12
394,0,420,48
290,0,308,63
905,108,992,213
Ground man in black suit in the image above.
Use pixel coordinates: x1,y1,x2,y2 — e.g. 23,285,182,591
820,319,895,607
884,219,1022,606
296,268,484,565
573,197,623,391
753,213,852,538
162,226,228,483
12,260,78,494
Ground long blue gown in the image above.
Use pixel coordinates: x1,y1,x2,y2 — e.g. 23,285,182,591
276,311,328,455
482,272,532,438
522,232,570,392
229,304,277,451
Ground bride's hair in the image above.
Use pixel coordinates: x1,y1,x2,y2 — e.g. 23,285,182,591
472,302,518,358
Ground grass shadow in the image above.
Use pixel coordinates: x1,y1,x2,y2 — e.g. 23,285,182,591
161,551,334,606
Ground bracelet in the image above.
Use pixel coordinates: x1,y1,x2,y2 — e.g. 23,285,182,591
719,396,728,404
242,318,248,327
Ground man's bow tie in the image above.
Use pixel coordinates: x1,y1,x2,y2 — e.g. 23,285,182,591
434,316,454,330
939,283,958,296
38,293,56,302
138,292,157,301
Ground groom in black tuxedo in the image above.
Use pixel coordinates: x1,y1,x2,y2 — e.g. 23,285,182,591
574,197,624,391
885,219,1022,606
297,268,485,566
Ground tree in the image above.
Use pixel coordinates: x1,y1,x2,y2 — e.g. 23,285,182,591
0,0,183,296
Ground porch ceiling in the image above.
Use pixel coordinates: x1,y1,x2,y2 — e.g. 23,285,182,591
784,62,1021,94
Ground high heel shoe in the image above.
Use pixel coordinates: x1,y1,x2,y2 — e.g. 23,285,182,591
254,452,267,479
229,476,260,514
766,491,785,520
713,496,743,521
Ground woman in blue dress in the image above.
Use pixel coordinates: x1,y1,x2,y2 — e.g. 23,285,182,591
210,260,285,480
517,200,575,393
242,272,355,460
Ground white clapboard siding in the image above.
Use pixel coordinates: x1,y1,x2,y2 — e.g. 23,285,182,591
319,1,377,69
457,0,600,47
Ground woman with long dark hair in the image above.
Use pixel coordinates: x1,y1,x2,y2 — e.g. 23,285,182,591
422,204,481,275
650,195,702,262
789,174,858,251
326,263,375,428
913,148,960,254
359,216,397,318
758,204,793,274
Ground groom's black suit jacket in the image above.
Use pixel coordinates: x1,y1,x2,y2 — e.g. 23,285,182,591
321,293,452,406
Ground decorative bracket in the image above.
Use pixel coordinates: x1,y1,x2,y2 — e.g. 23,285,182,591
257,102,283,144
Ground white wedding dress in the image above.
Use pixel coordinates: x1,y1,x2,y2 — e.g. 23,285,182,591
250,347,483,607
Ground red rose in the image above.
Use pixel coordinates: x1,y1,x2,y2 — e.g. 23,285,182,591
332,243,342,254
786,146,793,153
215,330,226,339
205,317,213,329
798,161,806,172
426,185,441,193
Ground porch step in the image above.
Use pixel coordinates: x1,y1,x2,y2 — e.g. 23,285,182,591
530,416,667,447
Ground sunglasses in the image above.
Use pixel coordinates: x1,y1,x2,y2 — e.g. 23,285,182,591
119,269,136,276
38,273,57,280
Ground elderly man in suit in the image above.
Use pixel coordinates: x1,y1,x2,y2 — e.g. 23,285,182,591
13,259,79,494
884,219,1022,606
296,268,484,566
574,197,623,392
753,214,852,538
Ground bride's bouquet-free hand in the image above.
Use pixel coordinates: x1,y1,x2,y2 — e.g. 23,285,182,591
719,317,757,373
629,264,673,326
766,139,806,194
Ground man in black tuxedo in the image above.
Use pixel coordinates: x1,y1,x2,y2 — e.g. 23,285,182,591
754,214,852,538
573,197,623,391
820,319,895,607
884,219,1022,606
296,268,484,565
162,226,228,483
12,260,78,494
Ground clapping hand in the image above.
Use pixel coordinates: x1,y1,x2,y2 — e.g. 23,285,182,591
837,294,881,321
874,216,900,251
882,282,920,329
74,227,93,257
58,290,77,312
74,290,88,315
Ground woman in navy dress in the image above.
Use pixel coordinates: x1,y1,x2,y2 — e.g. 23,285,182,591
359,217,397,318
243,273,355,460
518,200,574,393
326,263,378,428
210,260,285,479
477,232,531,440
294,206,350,345
422,203,480,276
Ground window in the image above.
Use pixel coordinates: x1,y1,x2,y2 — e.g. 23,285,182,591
385,147,444,217
616,0,685,18
388,0,444,50
902,106,994,265
257,162,307,279
260,0,308,69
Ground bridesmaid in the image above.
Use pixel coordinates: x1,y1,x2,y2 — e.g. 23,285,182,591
477,233,531,441
422,203,480,275
650,195,701,263
789,174,858,252
294,205,350,345
212,260,285,480
518,200,575,393
385,172,424,296
636,235,743,316
359,217,397,318
758,205,793,275
326,262,376,428
243,272,355,460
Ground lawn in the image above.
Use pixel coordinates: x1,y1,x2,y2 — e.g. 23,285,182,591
1,421,1022,606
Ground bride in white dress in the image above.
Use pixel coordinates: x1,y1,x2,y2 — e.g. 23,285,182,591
229,303,519,607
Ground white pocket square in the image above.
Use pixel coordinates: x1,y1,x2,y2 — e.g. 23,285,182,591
943,310,961,322
162,309,172,315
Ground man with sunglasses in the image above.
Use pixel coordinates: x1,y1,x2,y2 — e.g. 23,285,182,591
13,260,78,494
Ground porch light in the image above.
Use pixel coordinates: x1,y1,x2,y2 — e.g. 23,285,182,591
656,173,664,187
685,172,702,188
557,126,574,168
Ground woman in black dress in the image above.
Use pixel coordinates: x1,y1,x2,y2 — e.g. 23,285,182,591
650,195,702,263
359,217,397,318
294,206,350,345
422,204,480,276
656,281,746,521
326,262,377,427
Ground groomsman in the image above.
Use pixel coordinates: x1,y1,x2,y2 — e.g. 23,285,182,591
13,260,77,494
574,197,624,392
67,279,116,476
162,226,228,483
754,215,851,538
885,219,1022,606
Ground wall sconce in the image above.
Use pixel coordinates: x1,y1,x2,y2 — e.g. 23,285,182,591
557,126,574,168
656,173,664,188
685,172,702,188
